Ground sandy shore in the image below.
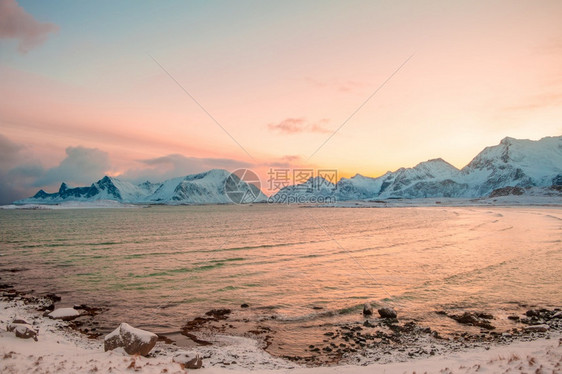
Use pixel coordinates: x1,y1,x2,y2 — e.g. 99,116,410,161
1,297,561,374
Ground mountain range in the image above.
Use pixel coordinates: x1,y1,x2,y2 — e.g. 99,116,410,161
15,136,562,205
18,169,267,205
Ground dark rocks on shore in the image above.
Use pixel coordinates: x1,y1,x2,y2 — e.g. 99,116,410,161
7,318,38,341
524,324,550,332
73,304,106,316
44,293,62,303
181,308,233,345
378,307,397,319
363,303,373,316
447,312,495,330
47,307,81,321
205,308,231,318
104,322,158,356
36,303,55,312
173,351,203,369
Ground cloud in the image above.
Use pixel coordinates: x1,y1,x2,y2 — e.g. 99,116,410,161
0,134,44,204
33,146,110,187
267,118,331,135
0,138,256,203
267,155,303,168
122,154,253,183
0,133,23,169
0,0,59,53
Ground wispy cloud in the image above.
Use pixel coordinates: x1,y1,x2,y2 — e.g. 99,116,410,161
0,0,59,53
0,134,43,203
0,134,256,203
122,154,253,183
267,118,331,135
33,146,110,187
267,155,303,168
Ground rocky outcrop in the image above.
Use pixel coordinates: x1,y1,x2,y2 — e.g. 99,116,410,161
448,312,495,330
7,318,38,341
173,351,203,369
104,323,158,356
489,186,525,197
378,307,397,319
363,303,373,316
47,307,80,321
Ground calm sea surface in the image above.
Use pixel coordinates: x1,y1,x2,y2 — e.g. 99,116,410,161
1,205,561,356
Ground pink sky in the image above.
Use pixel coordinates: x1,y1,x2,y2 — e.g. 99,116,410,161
1,0,561,202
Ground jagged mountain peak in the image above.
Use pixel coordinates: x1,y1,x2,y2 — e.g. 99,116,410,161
59,182,69,193
14,135,562,205
413,158,459,172
500,136,516,145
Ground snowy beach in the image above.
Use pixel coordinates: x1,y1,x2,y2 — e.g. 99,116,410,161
1,296,561,373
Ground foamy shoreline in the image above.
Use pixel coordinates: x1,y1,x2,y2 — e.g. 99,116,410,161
1,297,561,374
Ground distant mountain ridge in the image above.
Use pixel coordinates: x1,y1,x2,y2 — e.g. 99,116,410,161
18,169,267,205
274,135,562,201
15,135,562,205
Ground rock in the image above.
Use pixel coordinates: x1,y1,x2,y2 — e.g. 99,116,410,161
378,307,397,319
173,351,203,369
73,304,105,316
526,309,539,317
507,315,520,321
205,308,231,319
10,317,30,325
8,322,38,341
450,312,495,330
552,311,562,319
48,307,80,321
363,303,373,316
45,293,62,302
104,322,158,356
524,324,550,332
476,312,494,320
489,186,525,197
240,303,249,308
36,303,54,312
363,320,376,328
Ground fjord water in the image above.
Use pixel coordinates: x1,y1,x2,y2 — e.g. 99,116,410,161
1,205,561,354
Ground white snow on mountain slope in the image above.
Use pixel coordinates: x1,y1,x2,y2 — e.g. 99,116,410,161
15,136,562,204
335,174,386,200
16,169,267,205
270,176,335,203
96,176,150,202
272,135,561,201
458,136,562,196
377,158,463,198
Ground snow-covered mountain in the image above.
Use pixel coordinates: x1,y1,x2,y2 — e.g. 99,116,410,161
15,136,562,205
269,176,336,203
459,136,561,196
17,169,267,205
272,135,562,201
